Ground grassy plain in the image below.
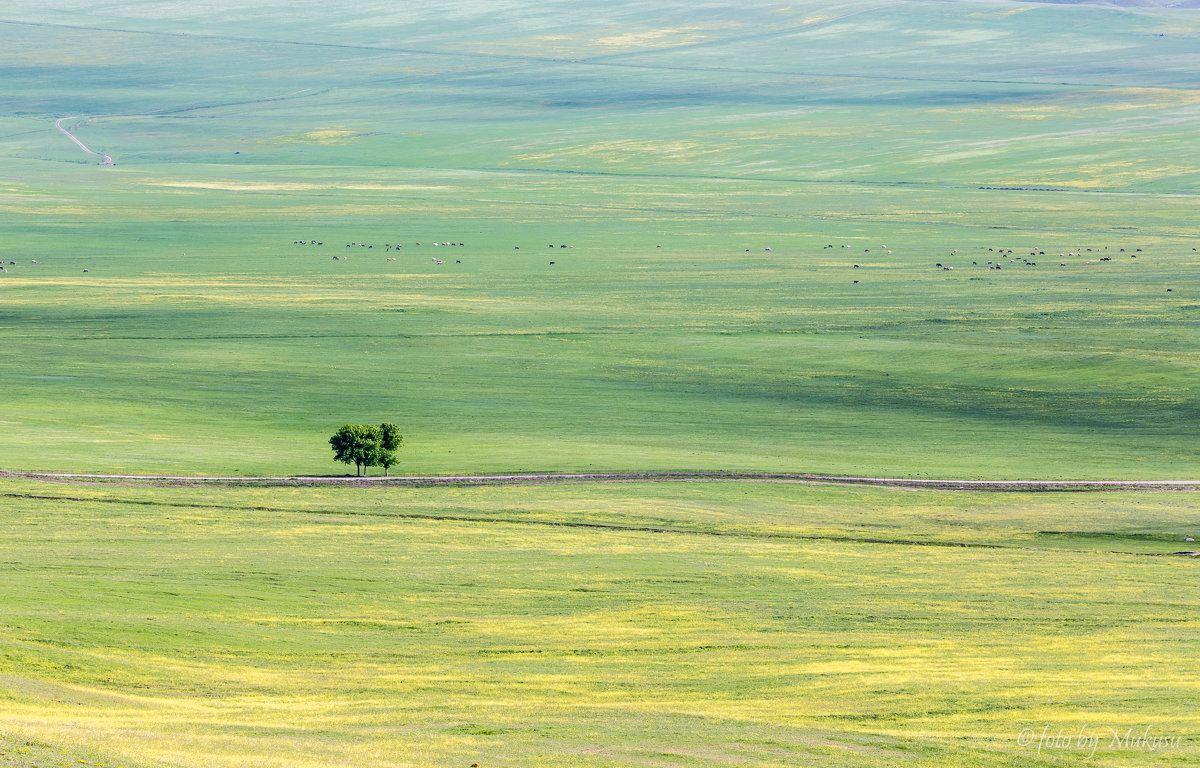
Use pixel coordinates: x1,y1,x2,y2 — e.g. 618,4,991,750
2,1,1200,766
0,478,1197,767
1,0,1199,477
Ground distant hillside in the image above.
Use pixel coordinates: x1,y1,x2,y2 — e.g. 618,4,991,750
1017,0,1200,7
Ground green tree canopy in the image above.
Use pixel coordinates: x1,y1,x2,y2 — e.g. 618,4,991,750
329,423,402,476
379,422,402,452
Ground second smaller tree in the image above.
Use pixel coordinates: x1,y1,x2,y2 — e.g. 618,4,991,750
378,422,402,476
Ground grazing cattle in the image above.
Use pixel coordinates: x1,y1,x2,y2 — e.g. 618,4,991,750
456,260,461,264
853,264,860,268
765,247,771,252
83,269,88,272
514,246,519,250
550,261,555,265
852,280,859,284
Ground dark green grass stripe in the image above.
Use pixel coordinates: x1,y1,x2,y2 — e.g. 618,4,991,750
3,490,1197,558
0,17,1191,92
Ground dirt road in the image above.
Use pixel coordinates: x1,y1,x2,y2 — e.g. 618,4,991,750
54,117,114,165
2,470,1197,491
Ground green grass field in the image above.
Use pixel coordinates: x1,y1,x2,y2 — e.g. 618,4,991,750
0,478,1197,767
2,0,1199,477
2,1,1199,765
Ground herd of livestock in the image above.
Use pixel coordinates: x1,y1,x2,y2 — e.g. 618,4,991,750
282,239,1179,284
0,241,1184,283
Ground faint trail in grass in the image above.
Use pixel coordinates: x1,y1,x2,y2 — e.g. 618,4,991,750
0,128,46,141
481,165,1200,199
1,488,1195,558
450,193,1200,239
567,59,1124,90
0,18,570,63
0,330,628,342
144,87,325,116
2,18,1193,93
49,88,328,158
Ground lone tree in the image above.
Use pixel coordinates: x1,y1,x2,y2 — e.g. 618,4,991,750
329,422,402,476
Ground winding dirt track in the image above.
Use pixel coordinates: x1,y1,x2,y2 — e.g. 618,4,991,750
2,470,1198,492
54,117,114,165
